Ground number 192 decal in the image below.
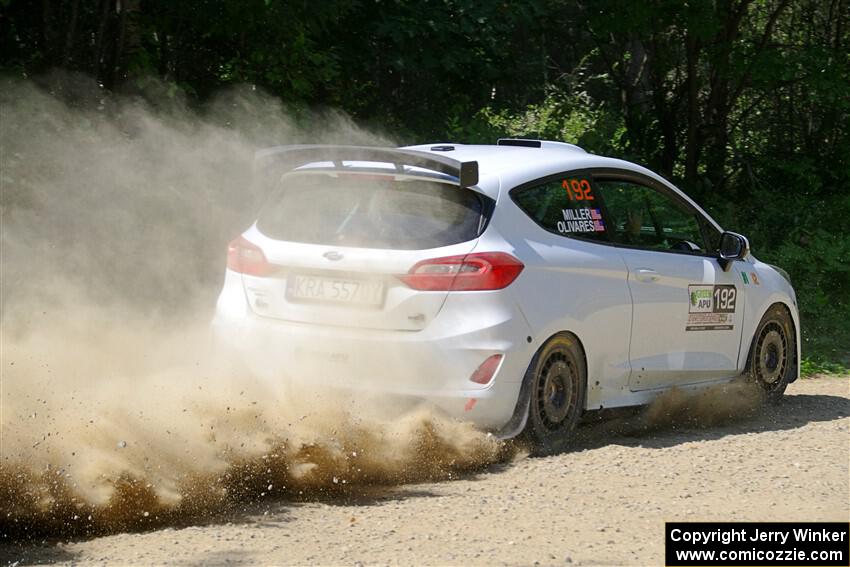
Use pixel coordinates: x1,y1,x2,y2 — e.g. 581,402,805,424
712,285,736,313
561,178,594,200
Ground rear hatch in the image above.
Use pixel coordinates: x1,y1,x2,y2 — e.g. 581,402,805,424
233,170,491,331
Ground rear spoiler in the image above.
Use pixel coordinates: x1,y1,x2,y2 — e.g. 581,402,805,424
254,145,479,188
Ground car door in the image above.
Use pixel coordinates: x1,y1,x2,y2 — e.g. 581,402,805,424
508,171,634,401
591,171,746,390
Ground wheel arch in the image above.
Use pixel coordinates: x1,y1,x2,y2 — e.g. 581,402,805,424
496,329,589,439
743,300,800,382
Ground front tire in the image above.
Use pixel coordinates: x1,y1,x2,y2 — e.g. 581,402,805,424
747,304,796,402
521,334,586,455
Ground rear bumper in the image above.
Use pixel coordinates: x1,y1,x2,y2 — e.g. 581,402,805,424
212,284,535,431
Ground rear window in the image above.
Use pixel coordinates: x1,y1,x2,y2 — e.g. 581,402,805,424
256,173,488,250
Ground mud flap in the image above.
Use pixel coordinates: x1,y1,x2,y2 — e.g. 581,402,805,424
493,352,537,439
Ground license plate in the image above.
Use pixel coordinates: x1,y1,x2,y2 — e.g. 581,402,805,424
286,274,385,306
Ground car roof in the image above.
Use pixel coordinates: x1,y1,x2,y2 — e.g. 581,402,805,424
403,141,590,174
402,141,664,192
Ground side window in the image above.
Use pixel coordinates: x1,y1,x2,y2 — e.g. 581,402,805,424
512,174,610,242
594,179,708,254
699,216,723,255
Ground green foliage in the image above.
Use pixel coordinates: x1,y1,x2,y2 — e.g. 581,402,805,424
755,196,850,370
801,358,850,377
474,92,600,144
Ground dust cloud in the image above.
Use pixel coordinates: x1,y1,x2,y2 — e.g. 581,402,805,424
0,77,503,540
567,379,769,451
643,380,766,430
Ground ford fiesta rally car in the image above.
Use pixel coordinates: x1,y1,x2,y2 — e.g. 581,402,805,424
213,140,799,451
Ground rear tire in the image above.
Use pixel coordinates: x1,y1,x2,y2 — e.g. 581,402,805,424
521,334,586,455
747,304,796,403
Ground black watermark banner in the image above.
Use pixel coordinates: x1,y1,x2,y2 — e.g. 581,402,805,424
666,522,849,566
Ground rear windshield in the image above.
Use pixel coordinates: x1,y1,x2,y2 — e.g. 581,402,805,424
256,173,488,250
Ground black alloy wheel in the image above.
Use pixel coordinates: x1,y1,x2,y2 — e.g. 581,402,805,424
522,334,586,455
748,304,796,402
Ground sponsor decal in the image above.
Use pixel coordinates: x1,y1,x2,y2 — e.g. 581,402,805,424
686,312,733,331
741,272,749,285
690,287,713,311
687,284,737,331
557,207,606,234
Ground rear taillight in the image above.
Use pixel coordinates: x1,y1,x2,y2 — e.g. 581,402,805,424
227,236,272,277
398,252,524,291
470,354,503,385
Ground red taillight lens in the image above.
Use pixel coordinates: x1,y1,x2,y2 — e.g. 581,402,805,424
470,354,503,385
226,236,272,277
398,252,524,291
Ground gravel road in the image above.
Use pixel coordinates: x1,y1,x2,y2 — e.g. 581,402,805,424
4,375,848,566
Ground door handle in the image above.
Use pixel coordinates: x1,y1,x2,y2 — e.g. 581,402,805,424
634,268,660,282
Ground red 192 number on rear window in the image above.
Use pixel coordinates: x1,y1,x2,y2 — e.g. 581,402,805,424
562,178,594,201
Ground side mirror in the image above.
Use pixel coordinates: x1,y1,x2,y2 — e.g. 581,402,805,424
718,231,750,268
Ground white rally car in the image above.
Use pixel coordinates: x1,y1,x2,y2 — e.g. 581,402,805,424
214,140,799,451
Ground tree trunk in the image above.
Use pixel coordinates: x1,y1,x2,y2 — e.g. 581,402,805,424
41,0,55,64
62,0,81,68
703,0,751,191
621,37,652,158
684,31,700,188
94,0,112,82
